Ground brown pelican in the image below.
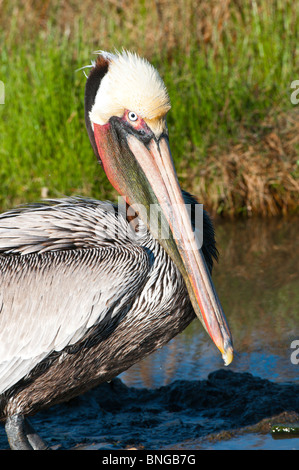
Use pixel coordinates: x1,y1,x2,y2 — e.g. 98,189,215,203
0,50,233,450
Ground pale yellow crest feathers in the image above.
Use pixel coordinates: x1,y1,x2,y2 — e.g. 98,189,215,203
89,50,171,135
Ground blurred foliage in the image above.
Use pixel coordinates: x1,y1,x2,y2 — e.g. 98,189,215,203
0,0,298,215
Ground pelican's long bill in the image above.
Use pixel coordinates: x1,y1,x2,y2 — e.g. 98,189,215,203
93,116,234,366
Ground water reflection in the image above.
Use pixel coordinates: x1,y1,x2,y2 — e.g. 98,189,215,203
121,218,299,388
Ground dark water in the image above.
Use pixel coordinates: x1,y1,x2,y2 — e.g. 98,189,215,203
0,218,298,450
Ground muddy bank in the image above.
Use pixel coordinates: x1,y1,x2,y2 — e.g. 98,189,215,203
0,370,298,450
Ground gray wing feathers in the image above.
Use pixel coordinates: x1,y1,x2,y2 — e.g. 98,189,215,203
0,199,150,393
0,198,132,254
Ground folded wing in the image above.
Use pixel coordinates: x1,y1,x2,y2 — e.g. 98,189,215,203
0,199,150,393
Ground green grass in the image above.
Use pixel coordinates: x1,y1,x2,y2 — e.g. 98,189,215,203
0,1,298,213
0,27,113,210
164,4,299,158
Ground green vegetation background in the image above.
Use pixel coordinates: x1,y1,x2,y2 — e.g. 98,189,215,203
0,1,298,215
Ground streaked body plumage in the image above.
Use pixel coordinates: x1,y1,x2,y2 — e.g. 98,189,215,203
0,195,215,419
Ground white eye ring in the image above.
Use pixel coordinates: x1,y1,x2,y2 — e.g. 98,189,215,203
128,111,138,122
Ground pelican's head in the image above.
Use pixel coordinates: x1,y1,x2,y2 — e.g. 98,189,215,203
84,50,233,366
89,50,170,138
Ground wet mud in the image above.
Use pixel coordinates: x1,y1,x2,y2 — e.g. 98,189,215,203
1,369,298,450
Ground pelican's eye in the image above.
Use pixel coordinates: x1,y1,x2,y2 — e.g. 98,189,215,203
128,111,138,122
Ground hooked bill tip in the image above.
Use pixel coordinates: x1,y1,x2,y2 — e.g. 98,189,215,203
222,345,234,366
